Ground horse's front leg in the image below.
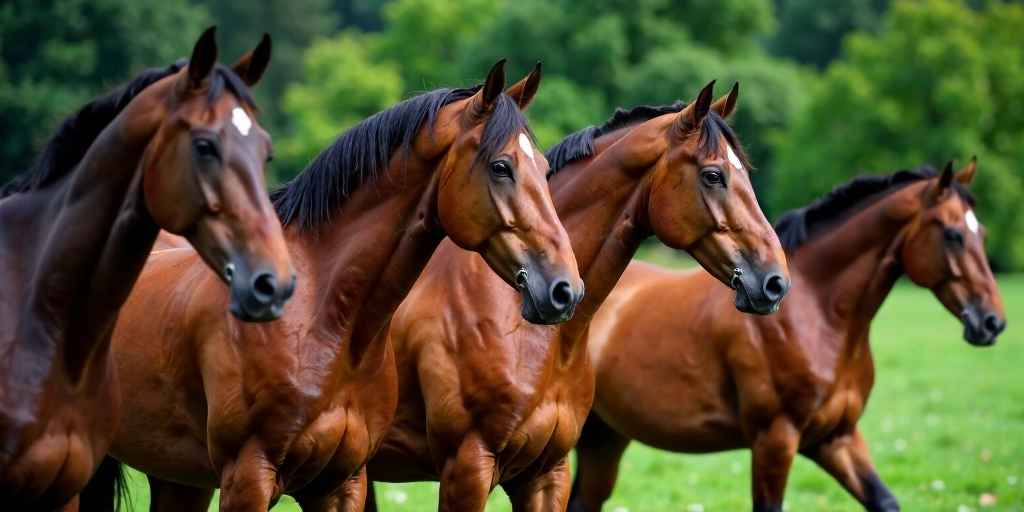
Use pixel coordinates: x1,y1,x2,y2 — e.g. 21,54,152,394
502,457,572,512
750,417,800,512
292,467,370,512
217,439,281,512
438,433,495,512
802,428,899,512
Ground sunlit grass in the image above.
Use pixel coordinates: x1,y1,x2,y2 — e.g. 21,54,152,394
120,254,1023,511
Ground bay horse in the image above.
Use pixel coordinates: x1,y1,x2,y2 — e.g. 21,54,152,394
85,61,583,512
0,28,294,510
367,81,790,511
570,160,1006,512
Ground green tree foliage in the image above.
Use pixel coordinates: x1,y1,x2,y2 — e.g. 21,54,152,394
277,32,404,175
770,0,890,69
771,0,1024,269
0,0,209,183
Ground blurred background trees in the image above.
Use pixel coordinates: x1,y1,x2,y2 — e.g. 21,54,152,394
2,0,1023,269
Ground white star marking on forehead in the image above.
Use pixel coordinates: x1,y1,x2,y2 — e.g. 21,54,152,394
965,209,979,234
519,133,536,165
727,145,743,171
231,107,252,137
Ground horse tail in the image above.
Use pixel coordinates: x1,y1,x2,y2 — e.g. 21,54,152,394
79,455,128,512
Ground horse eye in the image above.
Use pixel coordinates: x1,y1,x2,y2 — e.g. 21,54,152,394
193,139,219,161
489,161,514,181
702,172,724,187
944,227,964,248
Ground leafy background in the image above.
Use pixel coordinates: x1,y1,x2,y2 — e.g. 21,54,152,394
5,0,1023,268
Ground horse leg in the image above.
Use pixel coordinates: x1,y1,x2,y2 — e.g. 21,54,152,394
501,457,571,512
750,417,800,512
148,475,215,512
567,411,631,512
217,441,279,511
364,480,378,512
438,434,494,512
802,428,899,512
291,467,370,512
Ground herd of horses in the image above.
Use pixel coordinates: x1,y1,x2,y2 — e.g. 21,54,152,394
0,28,1007,512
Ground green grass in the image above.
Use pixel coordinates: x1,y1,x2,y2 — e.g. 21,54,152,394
121,252,1024,511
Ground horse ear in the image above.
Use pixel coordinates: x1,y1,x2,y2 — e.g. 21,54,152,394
188,26,219,91
470,59,507,120
676,79,716,135
710,82,739,120
934,160,955,199
505,61,542,110
232,33,272,87
955,156,977,186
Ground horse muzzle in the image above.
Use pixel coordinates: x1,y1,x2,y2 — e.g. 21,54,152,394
226,262,297,322
518,267,584,325
733,267,789,316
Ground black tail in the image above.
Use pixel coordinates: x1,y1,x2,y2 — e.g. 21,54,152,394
79,455,128,512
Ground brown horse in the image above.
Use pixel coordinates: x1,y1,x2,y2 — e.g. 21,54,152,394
367,81,790,511
570,160,1006,512
0,28,294,510
85,61,582,512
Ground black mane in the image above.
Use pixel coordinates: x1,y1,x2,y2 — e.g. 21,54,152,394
545,101,751,175
271,85,535,233
774,165,977,251
1,62,257,198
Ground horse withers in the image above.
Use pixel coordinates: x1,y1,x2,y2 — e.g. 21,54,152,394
0,28,294,511
571,159,1005,512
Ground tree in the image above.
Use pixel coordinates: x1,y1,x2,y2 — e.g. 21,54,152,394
770,0,1024,269
0,0,209,184
769,0,890,69
276,31,404,178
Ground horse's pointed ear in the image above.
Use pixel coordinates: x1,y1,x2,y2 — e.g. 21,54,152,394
710,82,739,120
232,33,272,87
505,61,542,110
188,26,219,91
934,160,955,198
470,59,507,119
955,156,977,185
676,79,716,134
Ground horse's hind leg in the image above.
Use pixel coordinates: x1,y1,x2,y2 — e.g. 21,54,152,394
501,457,571,512
148,475,215,512
567,411,631,512
802,428,899,512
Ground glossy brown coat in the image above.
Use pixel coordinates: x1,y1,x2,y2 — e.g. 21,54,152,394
103,62,581,511
571,161,1006,512
368,82,790,511
0,29,293,511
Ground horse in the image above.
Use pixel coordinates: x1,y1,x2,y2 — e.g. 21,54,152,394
82,60,583,512
366,80,791,511
0,28,294,511
569,160,1006,512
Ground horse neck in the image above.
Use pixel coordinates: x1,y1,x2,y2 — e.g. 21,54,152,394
788,184,923,345
31,84,172,381
298,153,446,366
549,123,663,348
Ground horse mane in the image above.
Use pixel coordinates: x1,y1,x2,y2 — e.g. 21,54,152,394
271,84,536,233
774,165,977,251
545,100,752,175
0,61,257,199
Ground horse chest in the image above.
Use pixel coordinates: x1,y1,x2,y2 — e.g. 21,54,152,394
493,395,580,482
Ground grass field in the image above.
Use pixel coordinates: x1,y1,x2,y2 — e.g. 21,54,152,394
120,248,1024,511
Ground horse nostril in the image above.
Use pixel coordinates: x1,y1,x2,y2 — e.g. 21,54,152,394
762,273,786,303
983,312,1003,335
251,272,278,304
550,279,573,311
